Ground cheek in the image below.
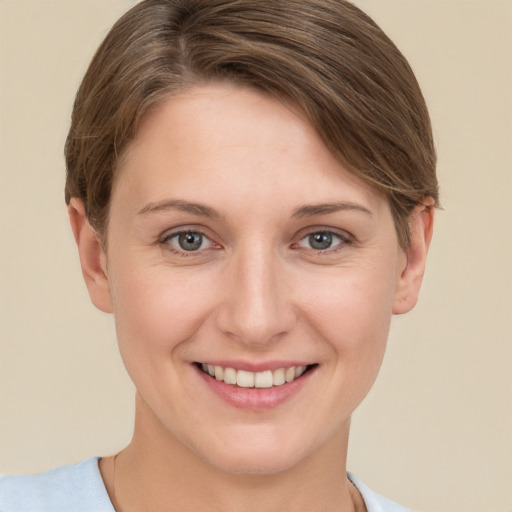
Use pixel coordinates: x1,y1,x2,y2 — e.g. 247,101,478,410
109,261,217,356
295,259,398,392
300,263,396,340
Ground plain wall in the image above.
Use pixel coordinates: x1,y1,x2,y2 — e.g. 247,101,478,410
0,1,510,511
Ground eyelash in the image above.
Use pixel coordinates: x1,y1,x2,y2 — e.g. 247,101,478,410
159,228,353,257
160,229,219,257
294,230,353,255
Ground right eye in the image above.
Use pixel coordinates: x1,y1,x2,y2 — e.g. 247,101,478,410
164,231,214,253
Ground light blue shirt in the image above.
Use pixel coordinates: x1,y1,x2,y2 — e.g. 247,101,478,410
0,457,412,511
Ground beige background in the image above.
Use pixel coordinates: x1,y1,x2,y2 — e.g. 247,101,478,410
0,1,510,511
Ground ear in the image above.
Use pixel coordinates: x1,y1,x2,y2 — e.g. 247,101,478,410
393,199,435,315
68,198,113,313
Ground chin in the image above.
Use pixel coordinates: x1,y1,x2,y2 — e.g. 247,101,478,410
186,424,318,476
201,446,304,476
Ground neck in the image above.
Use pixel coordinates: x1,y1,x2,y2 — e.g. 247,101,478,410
103,394,362,512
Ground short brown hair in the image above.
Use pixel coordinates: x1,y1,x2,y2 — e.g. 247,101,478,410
65,0,438,247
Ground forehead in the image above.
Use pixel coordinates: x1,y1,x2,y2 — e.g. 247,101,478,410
114,83,389,219
129,83,320,165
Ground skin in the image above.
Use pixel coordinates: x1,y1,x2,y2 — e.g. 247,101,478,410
69,83,434,512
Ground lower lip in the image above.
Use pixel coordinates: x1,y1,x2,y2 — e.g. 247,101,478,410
195,365,315,410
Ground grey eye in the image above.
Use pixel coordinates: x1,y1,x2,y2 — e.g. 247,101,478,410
177,232,204,251
297,231,345,251
308,232,334,250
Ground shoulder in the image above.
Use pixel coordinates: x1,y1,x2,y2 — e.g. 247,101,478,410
348,472,414,512
0,457,114,512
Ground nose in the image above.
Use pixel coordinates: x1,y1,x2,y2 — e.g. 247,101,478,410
215,244,296,347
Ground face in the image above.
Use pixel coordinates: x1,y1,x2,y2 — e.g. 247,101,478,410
99,83,413,474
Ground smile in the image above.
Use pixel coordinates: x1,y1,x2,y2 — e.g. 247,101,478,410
198,363,311,388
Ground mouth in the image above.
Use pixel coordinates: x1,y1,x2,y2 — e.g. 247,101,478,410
195,362,317,389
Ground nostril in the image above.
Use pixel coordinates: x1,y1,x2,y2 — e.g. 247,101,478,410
215,306,296,346
213,264,296,345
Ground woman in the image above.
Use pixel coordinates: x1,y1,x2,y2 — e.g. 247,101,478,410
1,0,438,510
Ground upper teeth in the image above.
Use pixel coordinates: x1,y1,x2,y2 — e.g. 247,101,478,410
201,364,307,388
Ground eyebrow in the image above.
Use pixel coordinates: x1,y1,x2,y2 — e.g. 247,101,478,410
137,199,373,219
291,201,373,218
137,199,221,218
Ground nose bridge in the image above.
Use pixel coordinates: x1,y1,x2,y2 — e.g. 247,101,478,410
216,240,294,345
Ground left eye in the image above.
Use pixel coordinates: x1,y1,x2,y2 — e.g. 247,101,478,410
166,231,212,252
298,231,344,251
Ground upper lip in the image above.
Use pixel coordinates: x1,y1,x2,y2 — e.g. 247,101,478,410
196,360,316,372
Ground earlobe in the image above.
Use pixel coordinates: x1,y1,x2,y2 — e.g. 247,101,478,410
392,199,435,315
68,198,113,313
